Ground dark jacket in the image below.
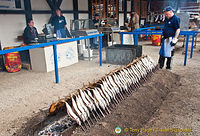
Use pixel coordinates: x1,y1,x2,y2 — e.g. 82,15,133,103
51,15,66,31
23,26,38,44
163,15,180,38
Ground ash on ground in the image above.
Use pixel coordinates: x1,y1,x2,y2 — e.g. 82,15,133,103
38,115,75,136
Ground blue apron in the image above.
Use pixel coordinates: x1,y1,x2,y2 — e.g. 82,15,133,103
159,37,174,57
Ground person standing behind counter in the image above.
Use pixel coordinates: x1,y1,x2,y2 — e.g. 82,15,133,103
23,19,38,44
93,13,100,28
129,11,139,31
51,9,67,38
91,13,100,49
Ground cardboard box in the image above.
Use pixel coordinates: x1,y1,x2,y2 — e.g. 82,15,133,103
30,41,78,72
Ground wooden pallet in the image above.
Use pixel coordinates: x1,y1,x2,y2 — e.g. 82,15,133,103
22,63,31,70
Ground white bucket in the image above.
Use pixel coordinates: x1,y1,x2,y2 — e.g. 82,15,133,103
108,42,112,47
108,41,117,46
78,44,85,54
83,49,93,58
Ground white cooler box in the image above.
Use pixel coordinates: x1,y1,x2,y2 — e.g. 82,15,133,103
30,41,78,72
113,32,134,45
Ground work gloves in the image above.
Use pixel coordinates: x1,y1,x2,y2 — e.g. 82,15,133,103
170,38,178,47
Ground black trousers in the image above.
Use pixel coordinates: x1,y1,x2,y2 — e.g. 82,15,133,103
158,51,174,69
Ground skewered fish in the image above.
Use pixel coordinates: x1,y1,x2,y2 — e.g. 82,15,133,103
48,56,158,131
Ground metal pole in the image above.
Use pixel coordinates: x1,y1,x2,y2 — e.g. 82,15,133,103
53,44,59,83
194,33,197,48
99,36,103,66
184,35,190,66
0,41,5,71
121,34,123,44
88,39,91,61
145,30,148,40
111,31,114,46
134,34,139,46
182,36,185,47
190,33,195,58
85,39,91,61
24,0,32,25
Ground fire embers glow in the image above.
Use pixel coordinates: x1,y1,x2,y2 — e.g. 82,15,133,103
48,56,158,133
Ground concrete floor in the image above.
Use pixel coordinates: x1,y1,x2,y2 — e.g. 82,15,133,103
0,40,200,136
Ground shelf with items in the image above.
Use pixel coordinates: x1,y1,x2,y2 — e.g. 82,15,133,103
92,0,105,19
92,0,118,20
106,0,118,19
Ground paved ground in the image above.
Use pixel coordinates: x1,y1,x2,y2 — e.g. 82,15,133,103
0,39,200,136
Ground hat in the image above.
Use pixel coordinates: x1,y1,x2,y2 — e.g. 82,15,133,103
164,6,175,12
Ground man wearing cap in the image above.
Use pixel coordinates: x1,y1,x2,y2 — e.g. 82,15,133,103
158,6,180,69
93,13,100,28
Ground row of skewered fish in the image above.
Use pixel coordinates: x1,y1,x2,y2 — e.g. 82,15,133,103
49,56,158,131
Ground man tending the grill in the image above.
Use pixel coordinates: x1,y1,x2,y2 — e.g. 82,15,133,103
158,6,180,70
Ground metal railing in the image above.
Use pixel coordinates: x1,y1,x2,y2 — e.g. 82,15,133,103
0,34,104,83
134,27,156,41
145,24,164,27
119,30,198,66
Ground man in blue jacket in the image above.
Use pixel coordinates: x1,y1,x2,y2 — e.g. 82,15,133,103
51,9,67,38
158,6,180,69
